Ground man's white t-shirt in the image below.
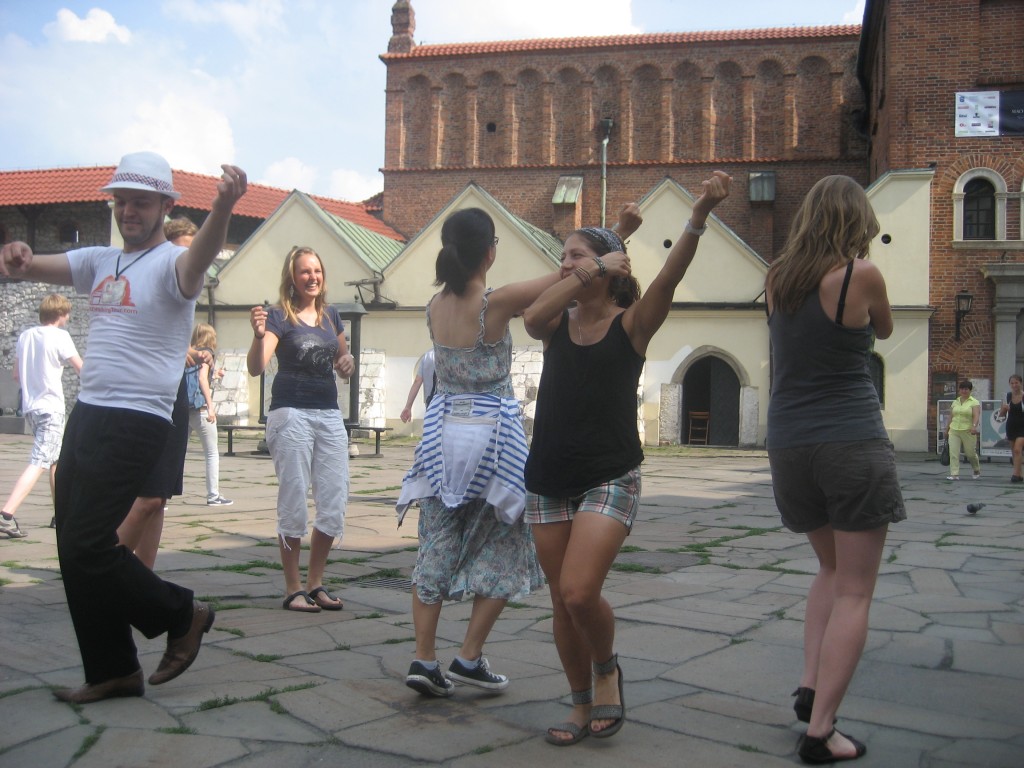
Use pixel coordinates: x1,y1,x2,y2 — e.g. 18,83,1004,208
69,242,197,420
16,324,79,415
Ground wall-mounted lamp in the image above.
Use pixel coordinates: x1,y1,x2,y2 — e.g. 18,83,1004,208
748,171,776,202
954,291,973,341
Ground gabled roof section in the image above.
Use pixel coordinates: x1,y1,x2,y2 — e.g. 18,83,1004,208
322,208,405,273
0,165,401,240
381,25,860,60
219,190,403,278
384,182,562,272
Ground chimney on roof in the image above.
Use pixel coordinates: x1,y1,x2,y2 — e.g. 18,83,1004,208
388,0,415,54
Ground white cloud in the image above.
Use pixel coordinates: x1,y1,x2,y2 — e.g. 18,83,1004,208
162,0,285,44
43,8,131,44
117,95,236,173
843,1,867,24
328,168,384,203
259,157,318,192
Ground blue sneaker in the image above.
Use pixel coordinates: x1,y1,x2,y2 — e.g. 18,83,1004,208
446,657,509,691
406,660,454,697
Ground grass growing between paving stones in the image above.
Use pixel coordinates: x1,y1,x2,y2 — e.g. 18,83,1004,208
352,485,402,495
216,627,245,637
328,556,372,565
357,612,386,620
0,685,39,699
158,726,197,735
180,548,219,557
208,560,283,573
196,683,319,712
610,562,661,573
197,596,247,611
73,726,105,760
619,545,646,553
384,637,415,645
356,568,403,581
233,651,284,662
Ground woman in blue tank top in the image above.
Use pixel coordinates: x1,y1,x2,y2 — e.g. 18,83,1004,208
766,175,905,764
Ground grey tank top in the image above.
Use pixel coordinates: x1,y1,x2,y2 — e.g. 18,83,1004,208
766,278,887,450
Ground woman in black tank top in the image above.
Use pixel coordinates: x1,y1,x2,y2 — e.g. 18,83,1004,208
522,172,731,745
997,374,1024,482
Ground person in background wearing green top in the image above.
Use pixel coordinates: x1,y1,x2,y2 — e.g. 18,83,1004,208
945,380,982,480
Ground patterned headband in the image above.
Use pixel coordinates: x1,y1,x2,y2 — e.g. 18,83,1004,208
577,227,624,254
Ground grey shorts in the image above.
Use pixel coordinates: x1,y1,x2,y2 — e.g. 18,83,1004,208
768,439,906,533
26,410,65,468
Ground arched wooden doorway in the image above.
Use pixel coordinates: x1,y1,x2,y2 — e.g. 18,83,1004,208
682,356,740,446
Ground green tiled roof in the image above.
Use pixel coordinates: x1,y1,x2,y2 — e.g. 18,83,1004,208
323,210,404,273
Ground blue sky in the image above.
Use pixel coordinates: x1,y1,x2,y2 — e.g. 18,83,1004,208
0,0,865,202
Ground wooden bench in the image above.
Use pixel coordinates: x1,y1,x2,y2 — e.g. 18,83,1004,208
346,424,393,457
221,423,392,457
222,424,266,456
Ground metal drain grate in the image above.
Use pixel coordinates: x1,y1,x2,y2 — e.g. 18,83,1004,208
357,577,413,591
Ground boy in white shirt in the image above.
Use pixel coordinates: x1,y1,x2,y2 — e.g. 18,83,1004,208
0,294,82,538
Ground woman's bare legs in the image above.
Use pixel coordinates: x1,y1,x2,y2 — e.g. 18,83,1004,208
459,595,507,660
803,524,888,758
279,535,310,609
412,587,443,661
304,527,341,606
533,513,628,740
1012,437,1024,478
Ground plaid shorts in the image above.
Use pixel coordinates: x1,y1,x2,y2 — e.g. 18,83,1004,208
26,410,65,468
525,466,641,533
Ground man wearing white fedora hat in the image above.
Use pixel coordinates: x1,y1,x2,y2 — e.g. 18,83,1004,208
0,150,247,703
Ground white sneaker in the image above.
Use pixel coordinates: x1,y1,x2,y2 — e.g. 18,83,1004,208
946,475,958,481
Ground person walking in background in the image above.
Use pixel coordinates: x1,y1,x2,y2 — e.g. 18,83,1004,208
997,374,1024,483
116,217,213,569
945,380,982,481
0,151,247,703
400,348,435,424
765,175,905,764
396,207,598,698
187,322,232,506
0,294,82,538
248,246,352,614
522,177,727,745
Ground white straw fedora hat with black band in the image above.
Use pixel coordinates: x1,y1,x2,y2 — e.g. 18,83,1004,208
101,151,181,200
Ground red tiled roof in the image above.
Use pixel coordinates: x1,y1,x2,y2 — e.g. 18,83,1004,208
381,25,861,60
0,166,402,241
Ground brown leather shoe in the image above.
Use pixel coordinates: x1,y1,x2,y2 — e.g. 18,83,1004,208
53,669,144,704
148,600,215,686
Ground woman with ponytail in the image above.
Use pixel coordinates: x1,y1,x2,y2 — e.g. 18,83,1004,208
397,207,635,698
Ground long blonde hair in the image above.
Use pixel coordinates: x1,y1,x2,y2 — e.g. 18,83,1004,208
191,322,217,350
768,175,879,313
278,246,330,328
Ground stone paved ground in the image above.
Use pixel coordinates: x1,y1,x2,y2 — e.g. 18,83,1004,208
0,433,1020,767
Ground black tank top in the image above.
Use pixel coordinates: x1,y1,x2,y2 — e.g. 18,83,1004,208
525,310,645,497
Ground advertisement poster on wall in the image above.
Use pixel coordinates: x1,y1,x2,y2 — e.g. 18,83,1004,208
955,90,1024,137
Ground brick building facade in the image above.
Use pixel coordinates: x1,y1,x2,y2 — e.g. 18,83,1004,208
380,0,866,262
861,0,1024,437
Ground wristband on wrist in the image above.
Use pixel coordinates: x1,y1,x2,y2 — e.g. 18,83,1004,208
684,220,707,237
573,266,593,287
592,255,607,277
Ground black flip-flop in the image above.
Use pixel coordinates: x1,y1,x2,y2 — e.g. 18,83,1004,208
283,590,321,613
308,586,344,611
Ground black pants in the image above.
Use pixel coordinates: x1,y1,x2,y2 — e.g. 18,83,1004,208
54,402,193,684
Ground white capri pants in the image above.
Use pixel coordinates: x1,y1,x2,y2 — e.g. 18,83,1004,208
265,407,349,539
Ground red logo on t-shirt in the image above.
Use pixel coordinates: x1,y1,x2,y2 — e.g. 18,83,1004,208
90,276,135,308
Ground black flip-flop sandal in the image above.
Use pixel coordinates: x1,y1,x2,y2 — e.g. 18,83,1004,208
283,590,321,612
308,586,344,611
